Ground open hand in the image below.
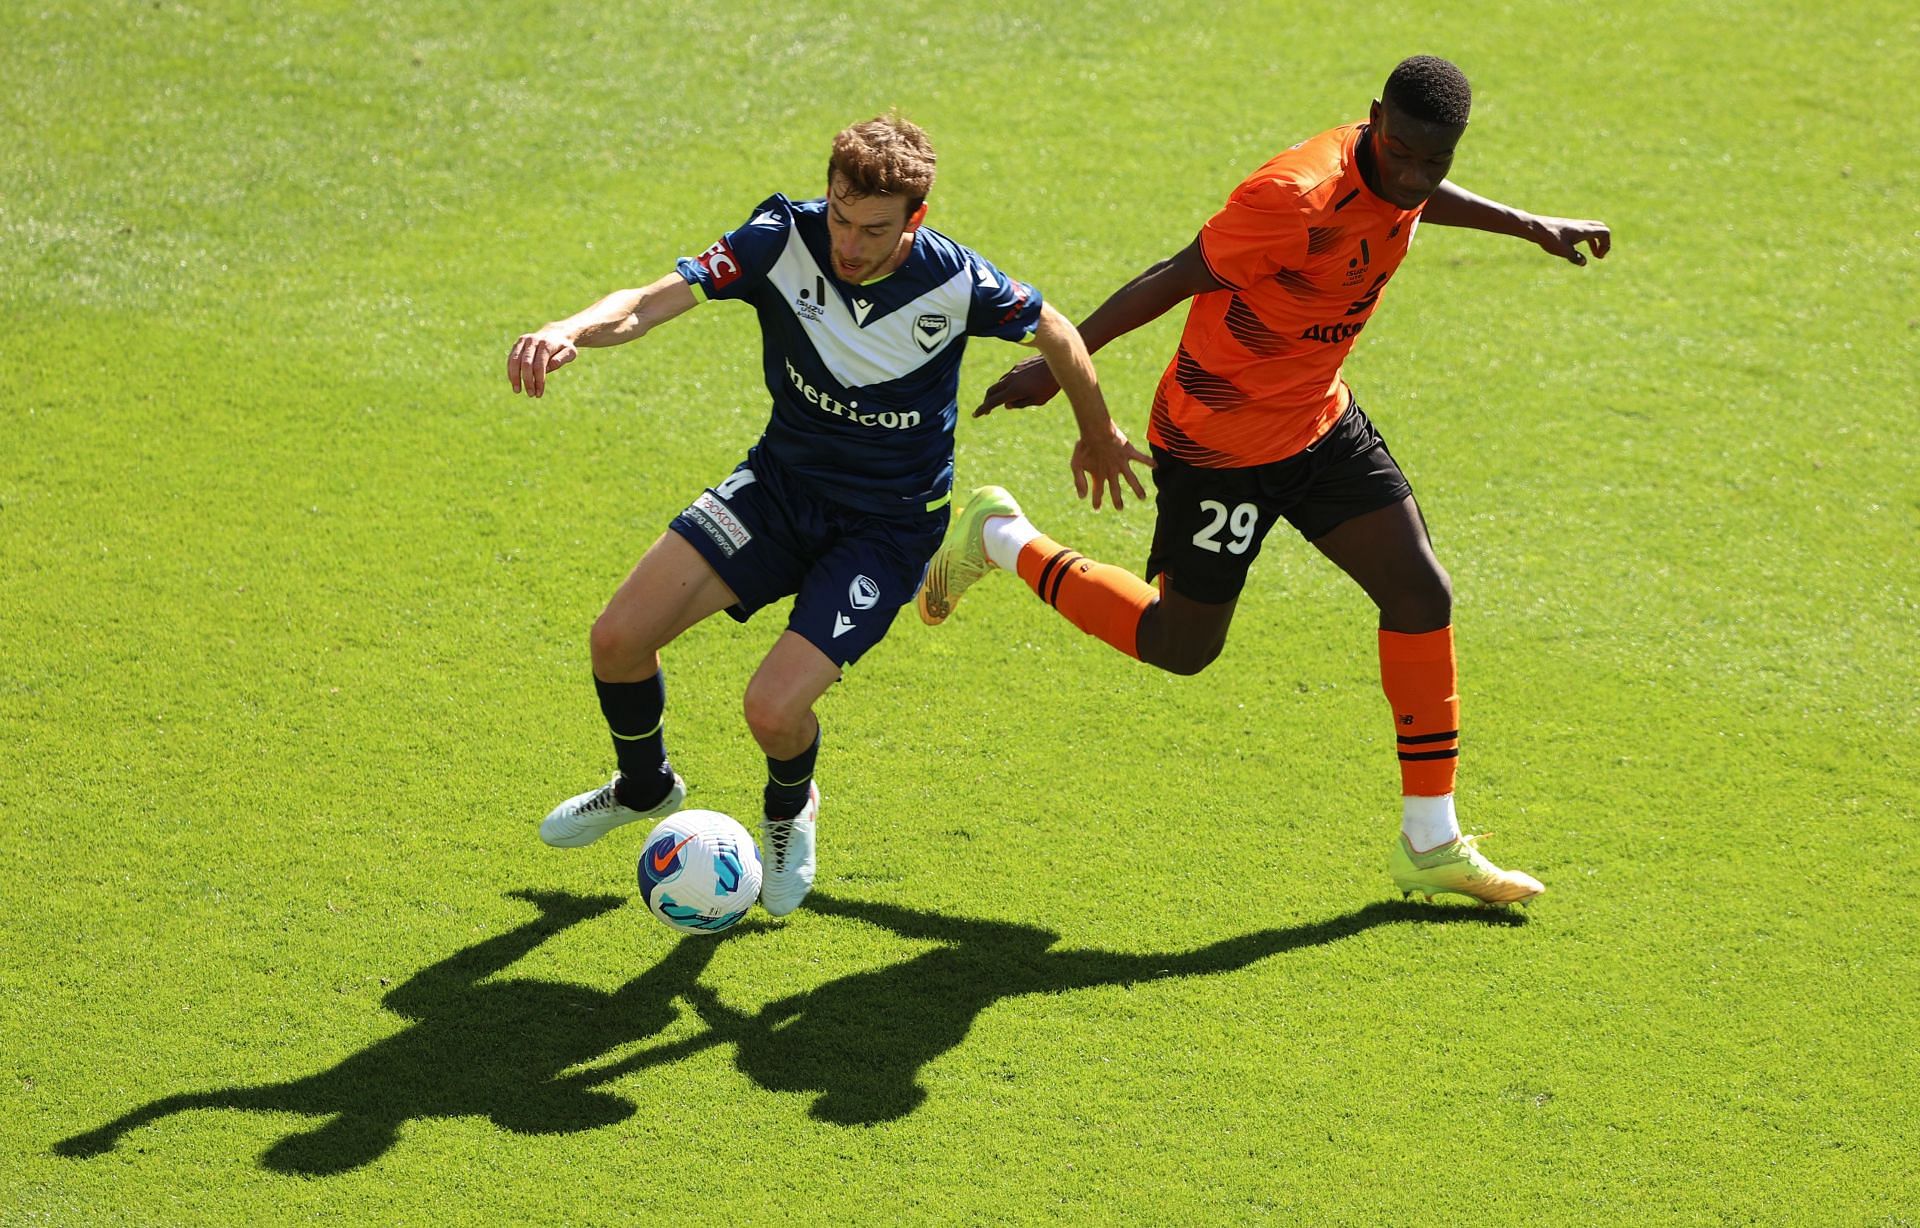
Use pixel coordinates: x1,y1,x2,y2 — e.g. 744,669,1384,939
508,328,579,397
1072,422,1156,511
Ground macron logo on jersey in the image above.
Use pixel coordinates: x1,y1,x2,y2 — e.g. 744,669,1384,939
698,239,742,290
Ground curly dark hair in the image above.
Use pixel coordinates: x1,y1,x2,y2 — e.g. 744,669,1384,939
1383,56,1472,126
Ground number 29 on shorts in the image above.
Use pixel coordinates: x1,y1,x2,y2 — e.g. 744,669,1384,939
1192,500,1257,554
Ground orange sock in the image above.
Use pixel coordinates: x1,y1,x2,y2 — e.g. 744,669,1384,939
1379,627,1460,796
1015,535,1157,659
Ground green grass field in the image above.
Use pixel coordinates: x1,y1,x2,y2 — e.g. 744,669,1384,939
5,0,1917,1222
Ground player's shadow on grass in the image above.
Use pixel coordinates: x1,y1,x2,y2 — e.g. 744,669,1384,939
54,888,1521,1169
576,892,1524,1127
52,889,747,1176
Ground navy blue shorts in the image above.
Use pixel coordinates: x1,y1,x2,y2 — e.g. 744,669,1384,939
668,447,949,668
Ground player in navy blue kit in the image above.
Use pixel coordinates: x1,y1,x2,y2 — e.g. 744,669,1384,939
507,114,1151,915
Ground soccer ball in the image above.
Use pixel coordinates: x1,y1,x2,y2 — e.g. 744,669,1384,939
636,809,762,934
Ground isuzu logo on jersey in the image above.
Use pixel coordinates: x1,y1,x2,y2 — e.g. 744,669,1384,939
1343,239,1372,287
793,274,828,323
697,239,741,290
913,314,951,353
848,575,880,610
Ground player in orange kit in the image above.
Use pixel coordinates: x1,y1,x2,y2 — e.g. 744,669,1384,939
918,56,1610,906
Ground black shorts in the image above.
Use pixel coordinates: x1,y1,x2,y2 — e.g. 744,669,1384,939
1144,399,1412,604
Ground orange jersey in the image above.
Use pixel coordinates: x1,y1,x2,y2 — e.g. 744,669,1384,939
1149,123,1423,467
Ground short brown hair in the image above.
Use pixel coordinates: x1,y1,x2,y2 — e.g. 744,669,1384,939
828,113,937,212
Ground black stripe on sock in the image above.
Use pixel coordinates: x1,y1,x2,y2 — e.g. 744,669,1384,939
1397,749,1460,762
1396,729,1460,745
1046,553,1083,607
1035,548,1075,600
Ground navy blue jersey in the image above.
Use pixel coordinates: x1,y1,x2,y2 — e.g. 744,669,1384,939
675,194,1044,514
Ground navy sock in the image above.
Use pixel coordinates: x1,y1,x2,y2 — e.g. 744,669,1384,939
595,673,673,810
763,725,821,819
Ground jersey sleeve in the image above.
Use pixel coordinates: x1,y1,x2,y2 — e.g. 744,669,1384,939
1197,175,1309,290
675,194,792,302
962,254,1045,342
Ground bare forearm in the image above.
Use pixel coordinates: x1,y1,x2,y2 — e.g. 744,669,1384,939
1031,303,1111,437
1421,183,1613,266
551,288,648,347
1075,239,1225,353
509,272,698,397
972,240,1223,416
1076,260,1183,352
1026,302,1156,510
551,273,696,347
1420,182,1542,240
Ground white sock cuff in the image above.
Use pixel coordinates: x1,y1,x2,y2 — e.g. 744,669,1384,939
1400,793,1460,852
982,513,1040,572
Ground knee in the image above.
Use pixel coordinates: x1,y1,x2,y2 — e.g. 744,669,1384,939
1418,567,1454,628
589,611,656,679
1379,567,1453,633
1136,597,1232,676
742,685,807,749
1164,636,1226,676
1141,628,1226,676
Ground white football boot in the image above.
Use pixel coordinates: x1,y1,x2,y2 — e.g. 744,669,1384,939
539,772,686,848
759,782,819,916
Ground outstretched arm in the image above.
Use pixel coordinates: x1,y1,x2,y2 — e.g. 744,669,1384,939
1420,182,1611,266
804,891,1060,950
1072,237,1228,356
976,239,1225,413
381,890,623,1019
1025,301,1154,510
507,272,699,397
